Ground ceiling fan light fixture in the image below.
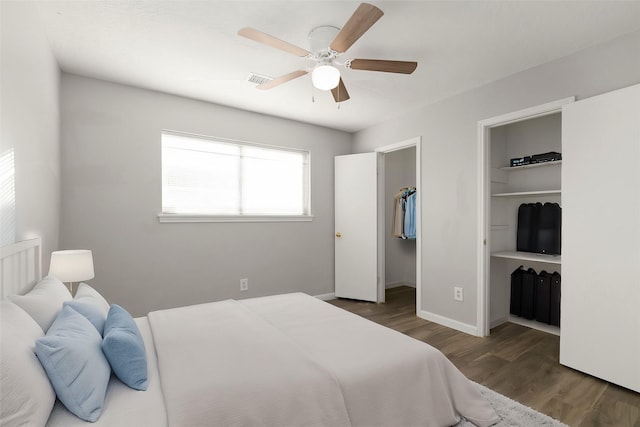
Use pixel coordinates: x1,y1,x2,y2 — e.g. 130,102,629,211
311,64,340,91
239,3,415,103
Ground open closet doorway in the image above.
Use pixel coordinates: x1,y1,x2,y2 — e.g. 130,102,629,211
375,137,422,314
477,98,573,337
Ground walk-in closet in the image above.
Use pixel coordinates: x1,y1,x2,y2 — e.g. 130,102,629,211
384,147,416,289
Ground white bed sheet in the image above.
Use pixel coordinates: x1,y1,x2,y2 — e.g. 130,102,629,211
45,317,167,427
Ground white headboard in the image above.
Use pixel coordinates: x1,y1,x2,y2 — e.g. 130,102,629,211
0,237,42,299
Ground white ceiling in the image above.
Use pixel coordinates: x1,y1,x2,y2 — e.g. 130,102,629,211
34,1,640,133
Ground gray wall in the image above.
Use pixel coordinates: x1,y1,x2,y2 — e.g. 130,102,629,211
353,30,640,329
0,1,60,271
384,148,416,287
60,74,352,316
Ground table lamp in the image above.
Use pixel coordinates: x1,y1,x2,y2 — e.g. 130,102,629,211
48,249,95,293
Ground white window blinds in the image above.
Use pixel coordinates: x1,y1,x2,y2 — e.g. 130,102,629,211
161,132,310,216
0,149,16,246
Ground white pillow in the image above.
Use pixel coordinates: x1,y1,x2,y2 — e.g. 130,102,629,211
75,283,110,315
0,301,56,426
65,283,110,335
9,276,72,331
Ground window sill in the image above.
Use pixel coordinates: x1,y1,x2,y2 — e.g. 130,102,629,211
158,214,314,223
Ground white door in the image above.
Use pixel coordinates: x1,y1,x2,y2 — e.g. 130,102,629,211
560,83,640,392
335,153,380,302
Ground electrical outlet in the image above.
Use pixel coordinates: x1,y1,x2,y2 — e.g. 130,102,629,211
240,278,248,291
454,287,463,302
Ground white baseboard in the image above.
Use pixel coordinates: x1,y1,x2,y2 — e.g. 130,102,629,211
314,292,336,301
490,316,508,329
418,309,479,336
489,316,560,336
386,281,416,289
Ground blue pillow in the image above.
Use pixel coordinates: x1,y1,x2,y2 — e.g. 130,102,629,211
63,299,106,335
102,304,148,391
35,305,111,422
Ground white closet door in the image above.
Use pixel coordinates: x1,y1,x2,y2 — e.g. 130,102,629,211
560,83,640,392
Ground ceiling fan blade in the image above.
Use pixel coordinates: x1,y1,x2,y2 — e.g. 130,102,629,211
348,59,418,74
257,70,308,90
330,3,384,53
238,27,311,57
331,78,350,103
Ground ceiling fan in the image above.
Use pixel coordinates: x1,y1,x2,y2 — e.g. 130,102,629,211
238,2,418,103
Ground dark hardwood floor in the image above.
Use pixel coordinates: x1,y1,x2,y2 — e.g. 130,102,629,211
328,286,640,427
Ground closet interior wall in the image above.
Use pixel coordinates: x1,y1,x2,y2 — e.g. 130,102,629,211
384,147,417,288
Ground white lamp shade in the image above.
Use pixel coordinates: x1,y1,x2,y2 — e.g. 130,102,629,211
49,250,95,283
311,64,340,91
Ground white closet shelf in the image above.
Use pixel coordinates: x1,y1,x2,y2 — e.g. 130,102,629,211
500,160,562,171
508,316,560,336
492,190,561,197
491,251,561,264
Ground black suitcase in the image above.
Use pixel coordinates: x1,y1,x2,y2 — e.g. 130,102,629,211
521,268,537,320
517,203,541,252
510,266,525,316
535,271,552,324
535,202,561,255
549,272,561,327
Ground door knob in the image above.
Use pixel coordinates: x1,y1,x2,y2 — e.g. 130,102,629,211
335,232,342,237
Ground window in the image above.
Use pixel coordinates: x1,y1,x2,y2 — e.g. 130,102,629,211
0,149,15,245
160,131,311,221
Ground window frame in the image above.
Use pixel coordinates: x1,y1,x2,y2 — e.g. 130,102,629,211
158,130,313,223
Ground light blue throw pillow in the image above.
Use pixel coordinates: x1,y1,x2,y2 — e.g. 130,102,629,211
63,299,106,335
102,304,148,391
35,305,111,422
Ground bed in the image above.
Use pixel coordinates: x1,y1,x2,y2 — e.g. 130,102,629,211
1,238,499,427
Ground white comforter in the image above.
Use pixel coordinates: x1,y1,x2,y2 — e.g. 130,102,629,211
46,293,498,426
148,297,351,427
148,293,499,427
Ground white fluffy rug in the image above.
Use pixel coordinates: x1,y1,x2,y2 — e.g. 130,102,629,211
455,383,569,427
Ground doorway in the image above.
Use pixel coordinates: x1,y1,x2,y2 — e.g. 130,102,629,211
476,98,573,337
375,137,422,314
